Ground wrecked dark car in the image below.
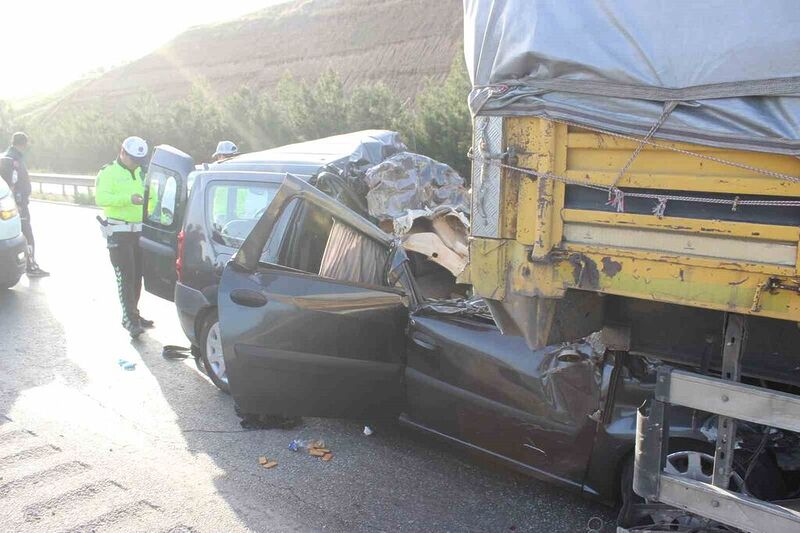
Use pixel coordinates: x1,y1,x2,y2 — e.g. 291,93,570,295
140,131,406,390
217,175,727,517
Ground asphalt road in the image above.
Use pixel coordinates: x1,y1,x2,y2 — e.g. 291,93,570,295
0,201,615,532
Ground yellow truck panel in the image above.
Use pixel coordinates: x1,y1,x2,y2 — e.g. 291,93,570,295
471,116,800,325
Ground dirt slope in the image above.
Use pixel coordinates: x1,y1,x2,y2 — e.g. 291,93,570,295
52,0,463,111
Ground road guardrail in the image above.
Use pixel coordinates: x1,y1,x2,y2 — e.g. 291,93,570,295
29,172,95,197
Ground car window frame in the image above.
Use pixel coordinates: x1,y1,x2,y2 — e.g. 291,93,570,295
257,195,398,292
144,163,182,230
203,178,281,252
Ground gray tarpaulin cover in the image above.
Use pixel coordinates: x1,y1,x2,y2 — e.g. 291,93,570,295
365,152,470,220
464,0,800,154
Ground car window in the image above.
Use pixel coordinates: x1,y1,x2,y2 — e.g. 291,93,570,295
145,164,181,227
260,199,388,286
261,198,299,264
208,182,279,248
278,201,334,274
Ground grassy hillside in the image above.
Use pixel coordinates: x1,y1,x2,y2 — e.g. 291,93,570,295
34,0,462,117
2,0,470,175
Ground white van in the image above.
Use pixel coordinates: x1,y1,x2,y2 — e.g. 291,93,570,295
0,179,27,289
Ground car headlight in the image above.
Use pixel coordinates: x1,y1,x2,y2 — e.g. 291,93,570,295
0,193,19,220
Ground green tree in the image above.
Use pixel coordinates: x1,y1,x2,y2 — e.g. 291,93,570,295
347,83,413,142
413,56,472,178
0,101,15,148
278,69,349,141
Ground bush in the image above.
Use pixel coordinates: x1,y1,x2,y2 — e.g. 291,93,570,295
2,56,473,179
413,58,472,179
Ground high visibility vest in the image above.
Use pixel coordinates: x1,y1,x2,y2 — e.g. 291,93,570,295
95,160,147,223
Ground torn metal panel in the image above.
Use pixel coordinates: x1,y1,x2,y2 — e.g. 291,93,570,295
393,206,469,239
398,206,470,281
365,152,470,221
486,290,605,349
417,295,493,321
402,232,466,277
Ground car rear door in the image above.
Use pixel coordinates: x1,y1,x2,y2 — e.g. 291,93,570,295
219,174,407,419
140,145,195,301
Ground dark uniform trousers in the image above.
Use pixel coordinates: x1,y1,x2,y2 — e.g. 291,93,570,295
107,231,142,328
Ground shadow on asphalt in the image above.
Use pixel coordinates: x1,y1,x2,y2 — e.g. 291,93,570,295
0,285,89,415
129,333,618,533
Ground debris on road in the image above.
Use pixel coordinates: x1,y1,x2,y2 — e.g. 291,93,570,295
289,439,333,461
363,426,374,436
289,438,325,452
117,358,136,371
258,456,278,469
162,345,192,360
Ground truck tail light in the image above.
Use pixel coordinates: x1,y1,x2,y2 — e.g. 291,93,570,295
176,230,185,282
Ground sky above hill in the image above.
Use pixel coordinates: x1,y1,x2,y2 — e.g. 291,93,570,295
1,0,287,101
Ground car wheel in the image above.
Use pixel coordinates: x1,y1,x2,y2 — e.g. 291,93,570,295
200,312,229,393
618,441,746,530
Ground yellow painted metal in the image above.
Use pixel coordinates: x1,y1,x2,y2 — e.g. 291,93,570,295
561,210,800,243
468,239,507,300
473,116,800,322
507,119,538,245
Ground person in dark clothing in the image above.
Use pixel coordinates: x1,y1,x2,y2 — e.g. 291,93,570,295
0,132,49,277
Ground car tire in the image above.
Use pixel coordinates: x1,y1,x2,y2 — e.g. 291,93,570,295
199,312,229,393
0,275,21,290
618,439,747,529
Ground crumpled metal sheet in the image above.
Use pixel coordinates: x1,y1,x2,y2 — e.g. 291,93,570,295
365,152,470,220
418,295,493,321
393,206,470,237
396,206,470,277
464,0,800,154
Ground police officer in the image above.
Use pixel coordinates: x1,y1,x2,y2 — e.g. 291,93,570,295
212,140,238,162
0,132,49,277
95,136,153,338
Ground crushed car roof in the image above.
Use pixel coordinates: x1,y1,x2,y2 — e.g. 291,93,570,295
211,130,405,176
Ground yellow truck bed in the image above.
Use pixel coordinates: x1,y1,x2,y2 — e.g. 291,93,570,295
469,116,800,326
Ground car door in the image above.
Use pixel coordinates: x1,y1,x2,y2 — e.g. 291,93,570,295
140,145,195,301
404,312,603,490
219,174,408,419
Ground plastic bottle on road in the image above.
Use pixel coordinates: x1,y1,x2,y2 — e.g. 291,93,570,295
289,438,325,452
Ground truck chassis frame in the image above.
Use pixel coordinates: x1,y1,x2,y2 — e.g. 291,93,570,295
626,315,800,532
